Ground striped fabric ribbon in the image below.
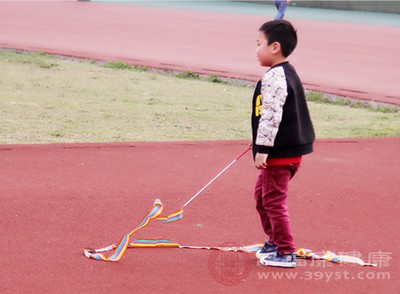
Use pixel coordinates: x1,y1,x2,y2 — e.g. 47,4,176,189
295,248,377,267
129,239,264,253
84,199,182,261
84,199,376,266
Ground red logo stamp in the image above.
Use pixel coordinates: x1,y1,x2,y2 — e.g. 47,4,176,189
208,242,252,286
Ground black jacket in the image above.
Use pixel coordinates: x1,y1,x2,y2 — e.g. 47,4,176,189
251,62,315,159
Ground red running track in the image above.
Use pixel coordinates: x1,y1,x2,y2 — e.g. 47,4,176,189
0,1,399,105
0,139,399,293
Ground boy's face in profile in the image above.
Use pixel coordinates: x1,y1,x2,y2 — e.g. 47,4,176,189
256,31,281,67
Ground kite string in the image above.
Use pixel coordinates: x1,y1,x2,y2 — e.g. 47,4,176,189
182,145,251,208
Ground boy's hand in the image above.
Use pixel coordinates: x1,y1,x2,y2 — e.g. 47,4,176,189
254,153,268,169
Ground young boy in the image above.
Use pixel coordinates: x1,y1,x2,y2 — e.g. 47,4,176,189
252,20,315,268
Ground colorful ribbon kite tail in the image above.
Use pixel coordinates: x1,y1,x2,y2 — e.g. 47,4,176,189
296,248,377,267
129,239,264,253
157,208,184,223
84,199,181,261
83,200,376,266
126,241,375,266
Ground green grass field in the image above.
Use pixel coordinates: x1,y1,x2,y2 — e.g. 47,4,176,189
0,50,399,144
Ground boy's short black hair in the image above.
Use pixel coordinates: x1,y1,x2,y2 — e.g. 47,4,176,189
259,20,297,57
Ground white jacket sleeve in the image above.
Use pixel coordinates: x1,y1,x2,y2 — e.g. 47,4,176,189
256,66,288,148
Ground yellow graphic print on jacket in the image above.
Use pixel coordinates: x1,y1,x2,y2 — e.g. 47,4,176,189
255,94,262,117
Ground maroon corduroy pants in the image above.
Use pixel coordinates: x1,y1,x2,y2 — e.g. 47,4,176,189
254,164,300,254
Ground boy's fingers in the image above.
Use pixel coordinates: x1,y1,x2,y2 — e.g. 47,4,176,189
255,160,267,169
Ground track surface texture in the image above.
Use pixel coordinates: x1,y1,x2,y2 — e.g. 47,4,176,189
1,139,399,293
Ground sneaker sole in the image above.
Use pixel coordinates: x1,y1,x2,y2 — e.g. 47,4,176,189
259,259,296,268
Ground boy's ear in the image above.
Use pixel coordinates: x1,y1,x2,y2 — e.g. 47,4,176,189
271,42,282,54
